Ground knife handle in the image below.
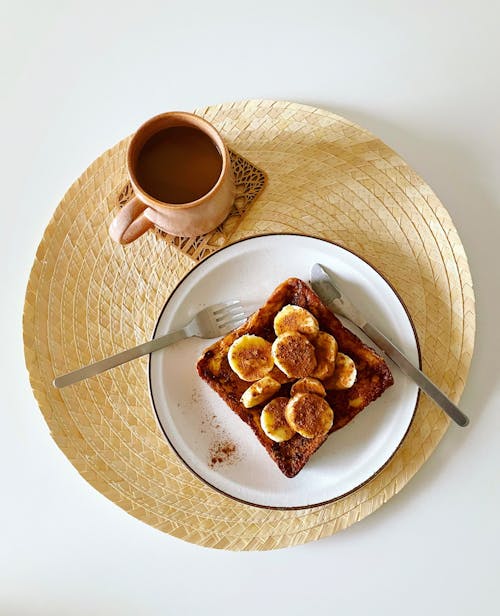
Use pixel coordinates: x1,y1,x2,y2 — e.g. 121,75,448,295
363,323,470,427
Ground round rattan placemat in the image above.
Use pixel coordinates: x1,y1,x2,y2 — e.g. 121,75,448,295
23,100,475,550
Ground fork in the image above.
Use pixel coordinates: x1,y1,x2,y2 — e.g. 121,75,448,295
53,300,247,388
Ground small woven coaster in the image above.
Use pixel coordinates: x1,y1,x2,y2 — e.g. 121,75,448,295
117,149,266,262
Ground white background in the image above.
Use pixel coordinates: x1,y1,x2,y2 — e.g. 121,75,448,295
2,1,499,614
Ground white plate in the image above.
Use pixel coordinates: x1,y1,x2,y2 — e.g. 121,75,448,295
149,234,419,509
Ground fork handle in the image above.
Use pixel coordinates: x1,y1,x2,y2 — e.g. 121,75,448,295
53,329,186,388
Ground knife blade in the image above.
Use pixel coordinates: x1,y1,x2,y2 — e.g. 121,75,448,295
310,263,470,427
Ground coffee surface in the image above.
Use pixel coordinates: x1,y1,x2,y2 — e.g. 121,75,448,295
135,126,223,204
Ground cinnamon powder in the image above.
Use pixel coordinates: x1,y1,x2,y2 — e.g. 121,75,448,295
208,439,239,468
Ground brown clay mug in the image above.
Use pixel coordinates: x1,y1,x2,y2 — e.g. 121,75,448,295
109,112,235,243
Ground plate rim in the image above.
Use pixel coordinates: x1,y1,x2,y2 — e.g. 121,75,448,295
148,233,421,510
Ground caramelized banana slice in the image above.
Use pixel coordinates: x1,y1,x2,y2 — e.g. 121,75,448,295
312,331,338,380
323,352,357,390
228,334,274,381
241,376,281,408
260,397,296,442
290,377,326,397
268,364,295,384
271,332,317,378
273,304,319,339
285,393,334,439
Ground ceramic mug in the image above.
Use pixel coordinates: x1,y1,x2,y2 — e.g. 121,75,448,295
109,112,235,243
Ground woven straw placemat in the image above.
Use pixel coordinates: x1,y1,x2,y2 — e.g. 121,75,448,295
23,100,475,551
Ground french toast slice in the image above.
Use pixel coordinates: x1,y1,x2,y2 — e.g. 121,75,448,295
196,278,394,478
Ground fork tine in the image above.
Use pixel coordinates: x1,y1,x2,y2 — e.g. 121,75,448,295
215,303,243,313
218,311,247,328
218,316,247,334
211,300,241,314
215,307,246,322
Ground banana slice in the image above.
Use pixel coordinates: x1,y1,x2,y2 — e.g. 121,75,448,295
227,334,274,381
290,377,326,397
312,331,338,380
268,364,295,384
273,304,319,339
323,352,357,390
241,376,281,408
285,393,334,439
271,331,317,378
260,397,296,442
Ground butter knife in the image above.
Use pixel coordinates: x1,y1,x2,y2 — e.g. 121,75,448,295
310,263,469,427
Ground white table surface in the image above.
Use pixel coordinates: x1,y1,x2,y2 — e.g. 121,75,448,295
2,1,499,614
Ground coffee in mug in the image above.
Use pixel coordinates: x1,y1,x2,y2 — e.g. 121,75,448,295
109,112,235,243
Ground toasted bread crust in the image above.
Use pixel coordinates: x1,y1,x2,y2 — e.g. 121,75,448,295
197,278,393,477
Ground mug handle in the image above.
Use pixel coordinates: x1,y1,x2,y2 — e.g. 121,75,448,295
109,196,154,244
